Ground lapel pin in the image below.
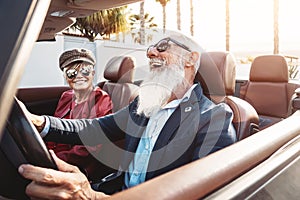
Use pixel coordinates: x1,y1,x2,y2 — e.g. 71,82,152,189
185,106,192,112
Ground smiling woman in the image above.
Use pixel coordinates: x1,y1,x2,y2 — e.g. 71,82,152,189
45,48,113,181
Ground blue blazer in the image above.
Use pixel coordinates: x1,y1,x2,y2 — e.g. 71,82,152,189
45,83,236,189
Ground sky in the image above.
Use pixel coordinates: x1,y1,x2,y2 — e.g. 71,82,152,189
128,0,300,58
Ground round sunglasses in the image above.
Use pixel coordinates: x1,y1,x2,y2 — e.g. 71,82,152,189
65,65,93,80
147,37,191,55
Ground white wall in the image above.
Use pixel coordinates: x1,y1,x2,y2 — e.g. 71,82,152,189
19,35,149,88
19,36,65,87
95,40,149,82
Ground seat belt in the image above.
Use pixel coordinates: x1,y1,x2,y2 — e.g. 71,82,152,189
234,81,242,97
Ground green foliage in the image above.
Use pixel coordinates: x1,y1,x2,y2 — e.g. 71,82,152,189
285,56,299,79
129,13,158,44
69,6,128,41
288,62,299,79
238,56,255,64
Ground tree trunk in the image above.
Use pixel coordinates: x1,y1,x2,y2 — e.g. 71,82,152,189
177,0,181,30
163,6,166,33
226,0,230,51
140,1,146,45
273,0,279,54
190,0,194,36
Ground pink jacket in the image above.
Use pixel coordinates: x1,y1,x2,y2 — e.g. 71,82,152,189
46,87,113,181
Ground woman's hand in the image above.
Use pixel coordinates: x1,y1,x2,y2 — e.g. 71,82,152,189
18,150,110,200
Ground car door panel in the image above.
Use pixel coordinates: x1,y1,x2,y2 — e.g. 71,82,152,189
17,86,69,115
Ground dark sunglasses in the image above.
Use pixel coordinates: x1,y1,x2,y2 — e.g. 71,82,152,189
65,65,92,80
147,37,192,55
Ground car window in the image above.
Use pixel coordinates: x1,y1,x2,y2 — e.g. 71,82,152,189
0,0,49,134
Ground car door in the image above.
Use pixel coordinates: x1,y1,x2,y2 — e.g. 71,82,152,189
17,86,69,116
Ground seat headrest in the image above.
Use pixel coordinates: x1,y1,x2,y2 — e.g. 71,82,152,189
250,55,288,82
104,56,136,83
195,51,236,100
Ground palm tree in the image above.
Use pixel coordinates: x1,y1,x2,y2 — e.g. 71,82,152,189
155,0,171,33
177,0,181,31
140,1,146,45
273,0,279,54
129,12,157,44
190,0,194,36
68,6,128,41
226,0,230,51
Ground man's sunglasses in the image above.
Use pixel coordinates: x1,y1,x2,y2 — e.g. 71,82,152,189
147,37,192,55
65,65,93,80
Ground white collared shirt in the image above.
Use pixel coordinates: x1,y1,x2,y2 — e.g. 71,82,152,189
125,84,198,188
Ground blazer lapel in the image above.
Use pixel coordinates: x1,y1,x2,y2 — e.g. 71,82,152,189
120,99,149,170
146,85,202,179
153,85,202,151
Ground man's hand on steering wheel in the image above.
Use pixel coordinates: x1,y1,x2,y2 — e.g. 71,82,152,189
16,98,46,132
19,150,110,200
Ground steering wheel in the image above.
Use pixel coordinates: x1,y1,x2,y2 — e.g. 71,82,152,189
0,97,57,199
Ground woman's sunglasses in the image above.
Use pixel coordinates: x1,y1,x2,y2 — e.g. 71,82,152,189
65,65,93,80
147,37,191,55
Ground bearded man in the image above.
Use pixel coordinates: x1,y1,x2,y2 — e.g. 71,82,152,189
18,33,237,199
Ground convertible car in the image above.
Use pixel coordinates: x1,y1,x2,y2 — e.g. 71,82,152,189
1,0,300,199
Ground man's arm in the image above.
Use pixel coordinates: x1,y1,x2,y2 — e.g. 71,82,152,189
17,99,46,132
30,114,46,132
44,111,127,146
17,98,128,146
19,151,110,200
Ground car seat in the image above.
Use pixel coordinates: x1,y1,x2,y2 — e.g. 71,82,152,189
239,55,300,129
196,51,259,140
101,55,139,112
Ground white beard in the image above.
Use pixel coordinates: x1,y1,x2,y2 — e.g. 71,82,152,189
137,63,186,117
